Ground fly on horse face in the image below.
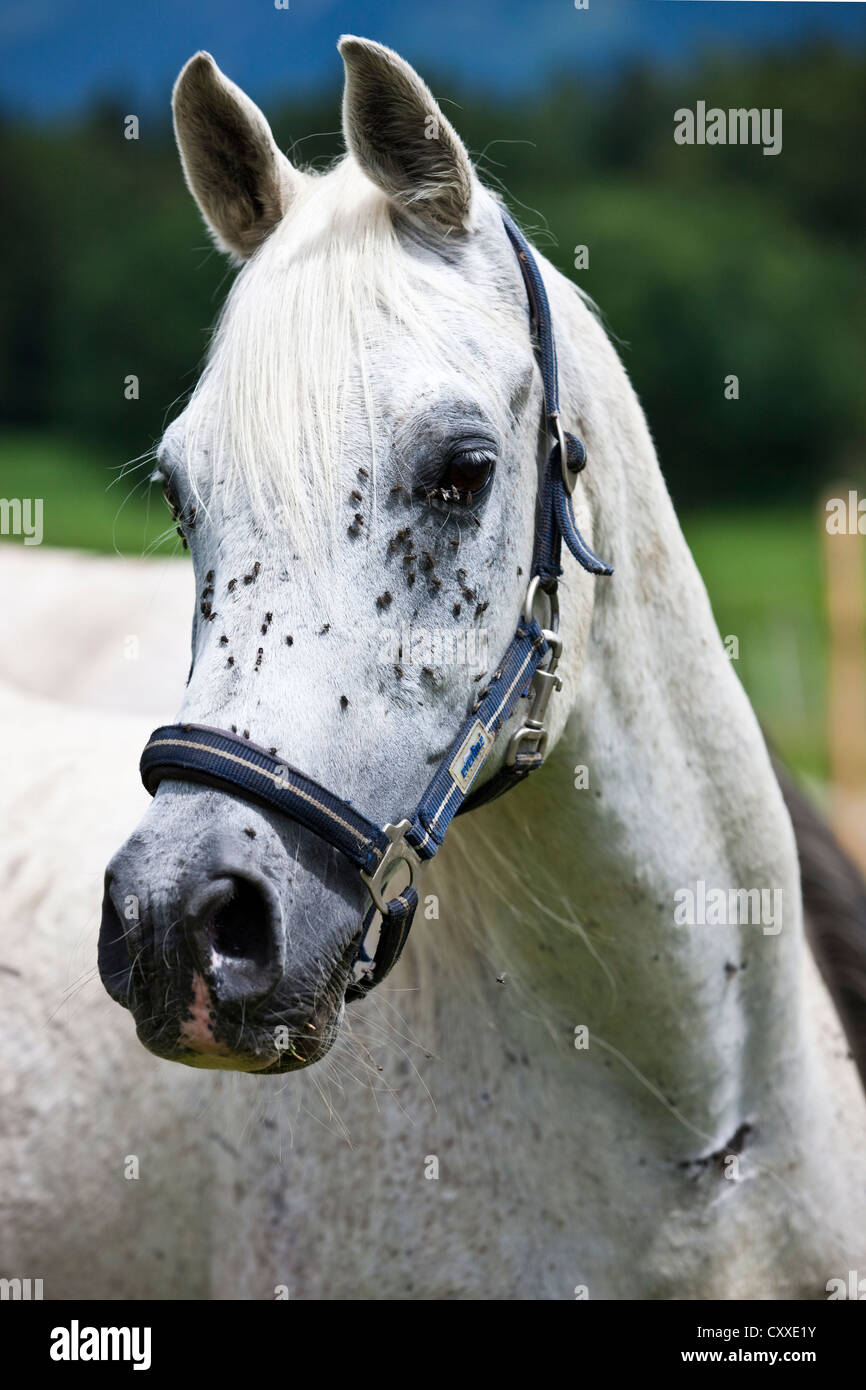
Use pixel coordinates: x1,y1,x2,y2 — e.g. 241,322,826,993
92,37,866,1298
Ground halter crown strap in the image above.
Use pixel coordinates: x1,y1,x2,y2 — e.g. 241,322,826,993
501,212,561,423
138,211,612,998
501,210,613,584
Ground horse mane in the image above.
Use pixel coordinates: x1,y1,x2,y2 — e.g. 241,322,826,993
181,156,524,558
774,755,866,1095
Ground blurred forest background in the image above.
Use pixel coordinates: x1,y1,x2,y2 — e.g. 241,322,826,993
0,20,864,793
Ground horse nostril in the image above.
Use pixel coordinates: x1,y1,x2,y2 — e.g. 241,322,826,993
206,879,272,968
187,873,284,1003
97,880,134,1005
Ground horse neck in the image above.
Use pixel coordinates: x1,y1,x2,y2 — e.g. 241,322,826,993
430,264,808,1148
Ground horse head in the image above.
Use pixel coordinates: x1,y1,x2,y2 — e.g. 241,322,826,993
99,38,604,1070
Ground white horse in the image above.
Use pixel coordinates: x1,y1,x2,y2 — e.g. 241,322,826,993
6,38,866,1300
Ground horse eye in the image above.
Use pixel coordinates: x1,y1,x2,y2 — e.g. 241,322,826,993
433,448,496,505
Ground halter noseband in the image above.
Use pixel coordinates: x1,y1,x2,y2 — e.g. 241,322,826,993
139,210,612,1000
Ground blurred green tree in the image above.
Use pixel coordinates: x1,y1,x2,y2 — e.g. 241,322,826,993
1,43,863,509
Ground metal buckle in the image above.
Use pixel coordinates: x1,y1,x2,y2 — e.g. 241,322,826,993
553,414,579,496
507,723,550,764
360,819,421,915
508,578,564,766
505,661,563,766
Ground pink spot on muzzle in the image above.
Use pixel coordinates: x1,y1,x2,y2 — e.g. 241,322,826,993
180,973,231,1056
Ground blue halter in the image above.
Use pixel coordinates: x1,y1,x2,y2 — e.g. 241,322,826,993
139,210,612,1000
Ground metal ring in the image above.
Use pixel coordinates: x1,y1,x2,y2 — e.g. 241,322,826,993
523,575,560,634
360,820,419,916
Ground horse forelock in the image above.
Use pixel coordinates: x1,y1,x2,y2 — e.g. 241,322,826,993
177,155,526,559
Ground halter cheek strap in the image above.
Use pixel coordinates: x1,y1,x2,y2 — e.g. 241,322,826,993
138,210,612,999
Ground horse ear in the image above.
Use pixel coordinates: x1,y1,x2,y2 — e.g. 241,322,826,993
172,52,299,260
338,36,475,234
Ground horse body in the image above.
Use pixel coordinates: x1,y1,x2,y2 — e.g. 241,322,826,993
0,679,210,1299
3,37,865,1300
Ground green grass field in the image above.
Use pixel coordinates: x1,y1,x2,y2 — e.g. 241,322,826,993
0,432,178,557
685,507,830,780
0,431,843,779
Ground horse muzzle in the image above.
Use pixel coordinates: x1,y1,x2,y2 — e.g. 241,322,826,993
98,793,357,1070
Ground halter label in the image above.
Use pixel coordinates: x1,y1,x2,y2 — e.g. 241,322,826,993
449,720,494,795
